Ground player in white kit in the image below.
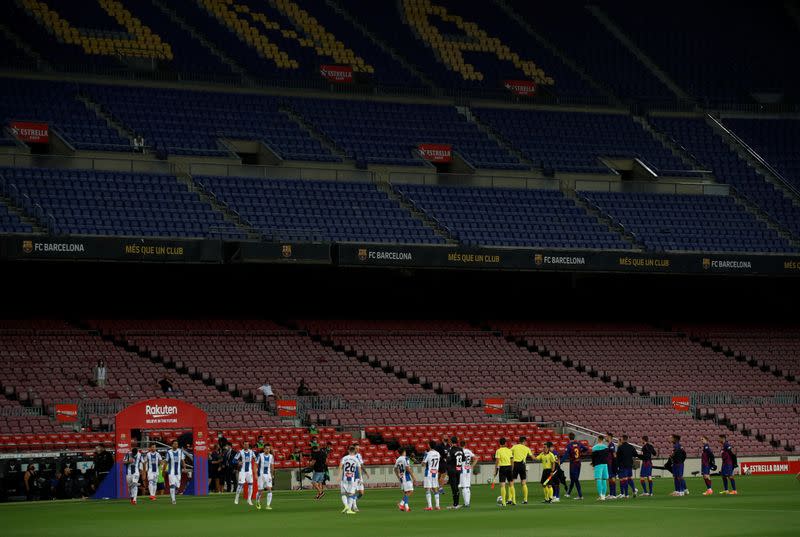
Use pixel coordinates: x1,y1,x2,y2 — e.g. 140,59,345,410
164,440,185,505
338,445,361,515
423,440,441,511
352,444,369,512
124,447,144,505
394,447,416,512
234,441,256,506
144,444,163,501
255,444,274,510
459,440,478,508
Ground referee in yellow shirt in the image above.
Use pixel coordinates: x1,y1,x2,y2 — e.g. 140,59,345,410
493,438,513,507
510,436,533,504
535,441,558,503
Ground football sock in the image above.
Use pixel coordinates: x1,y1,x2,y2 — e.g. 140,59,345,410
722,476,729,490
341,495,349,509
574,481,582,497
170,485,176,502
426,490,432,508
434,492,440,508
704,477,712,489
522,483,528,502
500,485,506,505
621,480,628,496
609,481,616,496
553,483,560,498
131,483,138,500
267,492,272,506
509,485,516,503
730,478,736,491
402,494,409,506
148,482,156,497
462,488,470,506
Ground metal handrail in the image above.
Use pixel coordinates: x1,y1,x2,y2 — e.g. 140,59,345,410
707,113,800,200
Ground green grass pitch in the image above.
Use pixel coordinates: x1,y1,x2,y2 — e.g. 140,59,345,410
3,476,799,537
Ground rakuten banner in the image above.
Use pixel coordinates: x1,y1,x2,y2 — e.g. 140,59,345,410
320,64,353,83
418,143,452,163
9,121,49,143
503,79,537,96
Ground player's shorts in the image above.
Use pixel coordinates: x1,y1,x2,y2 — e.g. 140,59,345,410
721,464,734,477
608,465,618,478
168,473,181,487
147,471,160,483
618,467,633,479
701,465,712,475
312,472,326,483
423,475,439,489
459,472,471,488
512,462,527,480
672,463,684,478
238,470,253,484
258,475,273,490
569,464,581,480
356,478,365,492
640,463,652,478
126,473,140,487
593,464,609,480
340,480,357,496
400,478,414,493
540,469,552,485
498,466,513,483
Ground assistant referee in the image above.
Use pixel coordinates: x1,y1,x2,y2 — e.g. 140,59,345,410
535,442,558,504
494,438,513,507
510,436,532,504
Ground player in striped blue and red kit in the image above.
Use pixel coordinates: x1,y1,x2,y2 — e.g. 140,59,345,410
719,435,738,495
638,436,656,496
606,433,619,498
564,433,588,500
700,436,716,495
669,435,687,497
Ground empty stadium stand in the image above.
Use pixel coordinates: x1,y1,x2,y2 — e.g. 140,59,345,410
723,118,800,192
297,320,626,401
507,1,674,102
579,192,795,253
473,108,695,175
288,98,525,169
394,184,630,249
0,79,132,151
196,176,443,243
649,116,800,239
0,166,243,238
83,85,339,160
89,319,433,402
601,1,800,104
494,322,798,397
0,199,32,234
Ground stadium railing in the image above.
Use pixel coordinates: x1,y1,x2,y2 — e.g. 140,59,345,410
0,152,176,175
574,179,728,196
389,171,559,190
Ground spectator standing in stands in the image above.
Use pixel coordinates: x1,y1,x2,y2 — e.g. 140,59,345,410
94,360,107,387
158,376,174,393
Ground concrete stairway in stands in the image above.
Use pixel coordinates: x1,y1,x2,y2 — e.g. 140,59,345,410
380,182,458,245
0,192,47,233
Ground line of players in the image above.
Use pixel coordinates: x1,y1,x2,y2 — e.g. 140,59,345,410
123,431,740,510
122,441,187,505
